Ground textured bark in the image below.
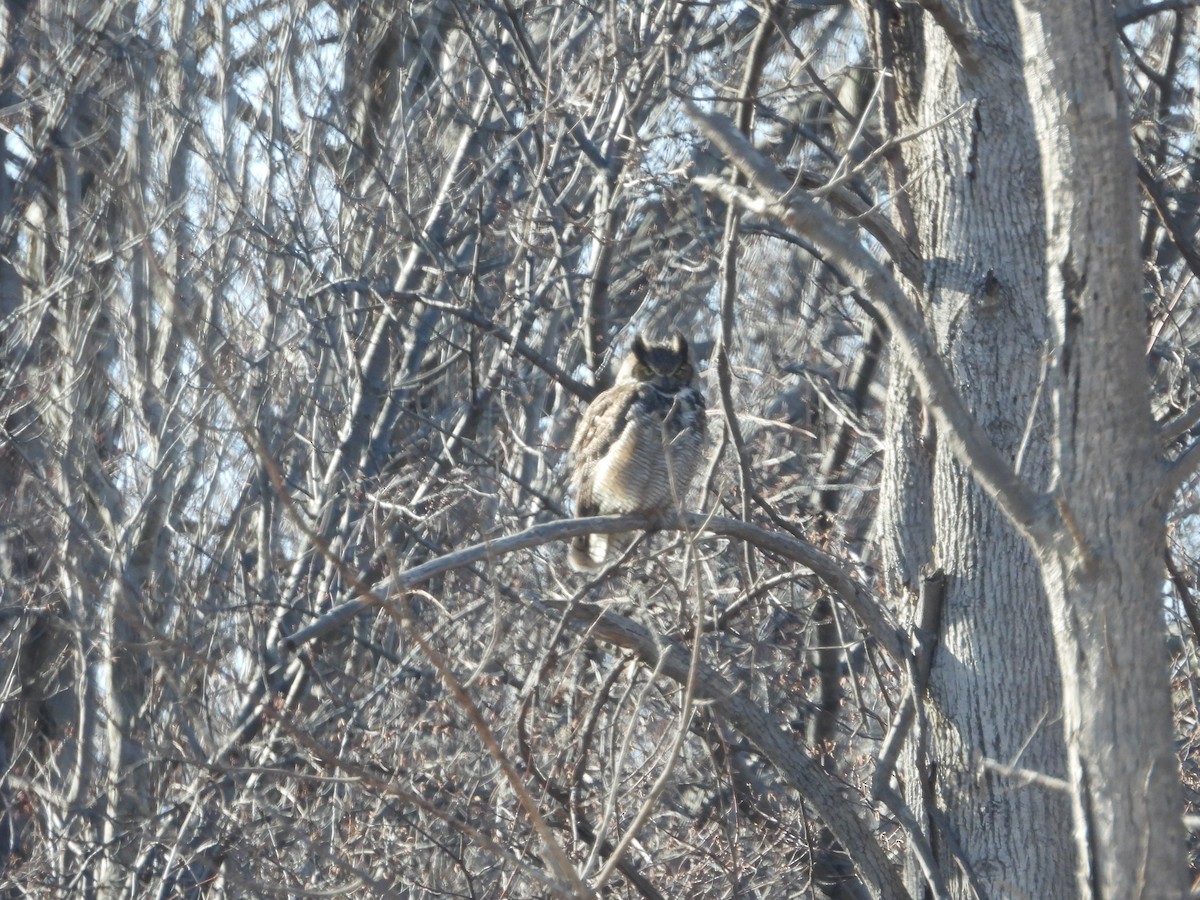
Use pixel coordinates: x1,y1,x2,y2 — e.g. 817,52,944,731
3,0,1192,893
1016,0,1186,894
878,4,1074,895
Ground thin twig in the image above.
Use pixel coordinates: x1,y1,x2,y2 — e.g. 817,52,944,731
685,103,1057,548
714,0,777,582
813,101,972,200
544,594,911,900
282,511,908,664
981,758,1070,793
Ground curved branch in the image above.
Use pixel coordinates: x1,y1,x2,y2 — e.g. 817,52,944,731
254,435,922,897
684,102,1058,547
549,597,910,900
283,512,906,663
1117,0,1198,26
275,510,910,896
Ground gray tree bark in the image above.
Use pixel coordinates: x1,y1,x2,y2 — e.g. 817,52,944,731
876,3,1075,896
1016,0,1186,894
2,0,1192,893
877,0,1186,895
691,0,1190,893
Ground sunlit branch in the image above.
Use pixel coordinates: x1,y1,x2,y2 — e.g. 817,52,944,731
685,102,1059,547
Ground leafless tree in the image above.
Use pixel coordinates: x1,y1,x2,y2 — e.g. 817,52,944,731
0,0,1197,897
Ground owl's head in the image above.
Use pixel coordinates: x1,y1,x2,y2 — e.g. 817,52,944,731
616,332,697,389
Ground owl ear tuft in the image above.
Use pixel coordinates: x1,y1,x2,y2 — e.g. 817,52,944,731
672,332,689,361
631,333,650,363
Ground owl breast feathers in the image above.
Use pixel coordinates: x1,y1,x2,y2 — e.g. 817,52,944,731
568,333,707,572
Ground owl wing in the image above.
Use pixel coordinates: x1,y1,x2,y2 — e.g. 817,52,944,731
570,384,639,457
570,384,641,515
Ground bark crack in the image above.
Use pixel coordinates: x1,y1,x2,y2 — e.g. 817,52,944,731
1077,759,1101,899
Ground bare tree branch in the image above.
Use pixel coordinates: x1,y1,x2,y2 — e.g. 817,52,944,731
283,512,906,663
1117,0,1199,25
685,102,1058,546
913,0,984,67
549,597,911,900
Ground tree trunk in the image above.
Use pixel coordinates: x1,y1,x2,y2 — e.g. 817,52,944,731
1016,0,1185,894
877,3,1074,895
875,0,1186,895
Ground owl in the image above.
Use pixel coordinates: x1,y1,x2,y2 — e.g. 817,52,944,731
568,332,707,572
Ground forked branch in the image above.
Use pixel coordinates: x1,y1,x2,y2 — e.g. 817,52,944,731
283,512,907,663
548,595,911,899
685,102,1058,547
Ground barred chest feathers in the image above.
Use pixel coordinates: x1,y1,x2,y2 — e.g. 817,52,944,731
567,333,707,572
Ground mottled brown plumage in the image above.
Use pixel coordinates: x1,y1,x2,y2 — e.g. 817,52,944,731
568,333,707,571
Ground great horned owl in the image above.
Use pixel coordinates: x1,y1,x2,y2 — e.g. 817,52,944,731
568,333,707,572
